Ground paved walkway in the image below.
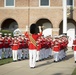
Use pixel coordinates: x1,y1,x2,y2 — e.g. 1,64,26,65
0,49,76,75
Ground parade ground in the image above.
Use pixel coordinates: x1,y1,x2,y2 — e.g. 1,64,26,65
0,48,76,75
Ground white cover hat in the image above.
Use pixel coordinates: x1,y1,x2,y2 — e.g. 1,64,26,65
4,33,7,36
0,32,2,35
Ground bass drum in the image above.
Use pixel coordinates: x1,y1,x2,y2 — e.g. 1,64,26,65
43,28,52,37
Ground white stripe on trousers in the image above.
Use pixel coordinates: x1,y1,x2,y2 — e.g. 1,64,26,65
18,49,22,59
74,51,76,61
4,48,9,58
9,48,12,57
36,51,40,61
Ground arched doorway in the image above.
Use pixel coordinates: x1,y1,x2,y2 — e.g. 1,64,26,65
36,18,53,37
1,18,18,32
59,19,76,47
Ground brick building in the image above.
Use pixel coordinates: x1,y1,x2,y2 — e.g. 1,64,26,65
0,0,76,47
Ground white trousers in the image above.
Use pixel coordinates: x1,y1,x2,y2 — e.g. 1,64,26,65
74,51,76,61
9,48,12,57
45,49,49,58
59,50,63,60
12,50,17,61
49,48,52,56
4,48,9,58
29,49,37,67
53,51,59,61
36,51,40,61
22,49,26,59
23,48,29,59
25,48,29,58
18,49,22,60
0,49,2,59
39,49,42,60
40,48,44,60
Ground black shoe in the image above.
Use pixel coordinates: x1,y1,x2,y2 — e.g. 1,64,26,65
30,67,35,69
54,60,58,63
59,59,62,61
25,57,28,59
36,60,39,62
75,61,76,63
23,58,25,60
18,59,21,61
54,60,56,62
39,59,42,61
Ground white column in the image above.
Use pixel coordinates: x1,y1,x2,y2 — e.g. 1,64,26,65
63,0,67,33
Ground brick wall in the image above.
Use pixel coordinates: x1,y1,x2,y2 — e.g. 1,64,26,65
30,0,39,7
0,0,76,35
0,0,4,7
74,0,76,7
0,9,28,29
29,8,63,27
16,0,28,7
51,0,62,7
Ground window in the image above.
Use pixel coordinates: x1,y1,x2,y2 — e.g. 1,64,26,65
4,0,15,7
39,0,50,7
67,0,73,6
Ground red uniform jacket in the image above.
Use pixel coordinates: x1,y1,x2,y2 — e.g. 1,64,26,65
25,32,42,50
73,39,76,45
45,39,49,49
22,38,28,49
73,39,76,51
11,39,19,50
37,38,42,51
53,41,60,52
8,37,12,48
73,46,76,51
49,39,52,48
3,37,9,48
0,37,4,49
18,38,23,49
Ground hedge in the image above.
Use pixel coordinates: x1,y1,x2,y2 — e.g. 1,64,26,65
0,30,13,37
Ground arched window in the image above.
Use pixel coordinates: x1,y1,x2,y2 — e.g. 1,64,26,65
1,18,18,32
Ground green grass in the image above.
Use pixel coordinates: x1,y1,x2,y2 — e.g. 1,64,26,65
72,68,76,75
0,58,13,66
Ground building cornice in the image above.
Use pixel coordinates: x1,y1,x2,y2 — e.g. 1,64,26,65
0,7,63,9
0,6,76,10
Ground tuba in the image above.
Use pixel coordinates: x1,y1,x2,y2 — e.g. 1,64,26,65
13,28,22,36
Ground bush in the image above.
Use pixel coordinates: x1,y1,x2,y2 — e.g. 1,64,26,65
0,30,13,37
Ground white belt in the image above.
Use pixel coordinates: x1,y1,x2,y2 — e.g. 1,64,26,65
0,42,2,44
13,44,17,45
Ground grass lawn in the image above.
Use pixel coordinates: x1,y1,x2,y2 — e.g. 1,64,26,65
0,58,13,66
72,68,76,75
